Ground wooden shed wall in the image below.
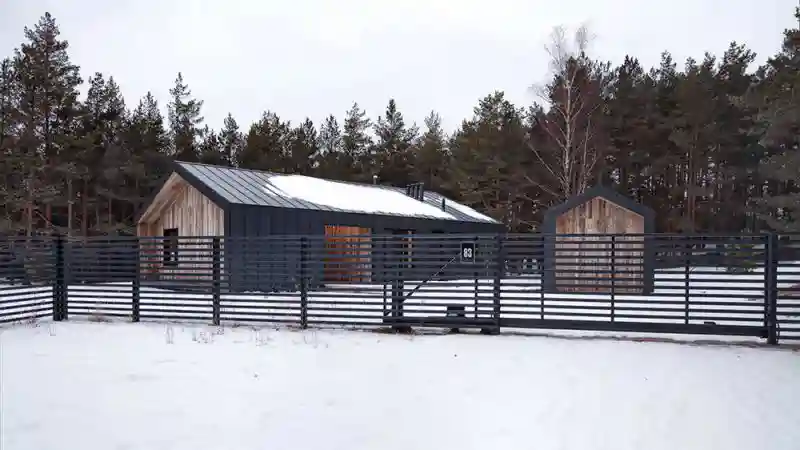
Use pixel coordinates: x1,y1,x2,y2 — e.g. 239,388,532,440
137,176,225,279
138,177,225,238
554,196,645,293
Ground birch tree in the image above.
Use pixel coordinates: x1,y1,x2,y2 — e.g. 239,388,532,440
528,25,611,202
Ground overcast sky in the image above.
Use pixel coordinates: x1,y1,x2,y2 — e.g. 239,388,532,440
0,0,796,133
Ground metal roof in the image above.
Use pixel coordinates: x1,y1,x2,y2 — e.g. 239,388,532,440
174,162,500,224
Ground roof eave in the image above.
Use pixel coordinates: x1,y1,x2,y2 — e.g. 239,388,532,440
173,161,233,210
541,185,655,234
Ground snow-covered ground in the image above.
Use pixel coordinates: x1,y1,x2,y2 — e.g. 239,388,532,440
1,322,798,450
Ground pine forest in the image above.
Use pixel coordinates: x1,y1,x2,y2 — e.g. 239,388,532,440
2,11,800,236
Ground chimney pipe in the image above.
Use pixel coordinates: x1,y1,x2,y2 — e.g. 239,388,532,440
405,182,425,201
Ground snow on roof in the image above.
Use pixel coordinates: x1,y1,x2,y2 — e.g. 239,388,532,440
174,162,500,223
445,199,496,223
268,174,454,220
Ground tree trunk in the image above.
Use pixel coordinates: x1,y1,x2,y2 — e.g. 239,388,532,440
67,177,73,237
26,169,34,237
95,203,100,234
26,201,32,237
81,182,88,237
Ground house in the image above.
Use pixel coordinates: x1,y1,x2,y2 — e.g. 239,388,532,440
540,185,655,294
136,162,504,292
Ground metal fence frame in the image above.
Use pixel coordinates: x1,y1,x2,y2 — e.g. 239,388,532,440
1,232,798,344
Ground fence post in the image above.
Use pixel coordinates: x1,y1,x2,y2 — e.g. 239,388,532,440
765,233,779,345
132,237,141,323
492,233,504,334
684,237,691,325
390,235,405,324
300,237,308,329
381,238,388,314
539,234,545,320
53,234,66,321
473,271,479,317
610,235,616,322
212,238,221,326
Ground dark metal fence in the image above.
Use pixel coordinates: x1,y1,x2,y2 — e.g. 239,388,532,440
1,233,799,344
0,237,56,323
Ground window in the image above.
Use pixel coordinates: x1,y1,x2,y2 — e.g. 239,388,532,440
390,229,414,271
163,228,179,267
323,225,372,283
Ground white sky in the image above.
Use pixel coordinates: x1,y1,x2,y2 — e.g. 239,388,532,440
0,0,796,133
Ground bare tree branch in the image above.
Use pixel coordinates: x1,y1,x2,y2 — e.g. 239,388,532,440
526,23,605,201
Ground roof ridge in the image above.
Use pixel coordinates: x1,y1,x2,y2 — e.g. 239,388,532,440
175,160,446,196
176,160,280,176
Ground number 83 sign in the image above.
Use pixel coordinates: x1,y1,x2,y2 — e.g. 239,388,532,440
460,241,476,262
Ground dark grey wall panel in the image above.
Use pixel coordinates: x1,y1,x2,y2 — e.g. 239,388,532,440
223,203,504,293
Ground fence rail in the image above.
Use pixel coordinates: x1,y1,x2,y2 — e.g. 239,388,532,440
1,233,798,344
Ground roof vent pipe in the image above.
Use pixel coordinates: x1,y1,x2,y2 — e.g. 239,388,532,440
441,198,446,211
404,182,425,201
373,174,378,185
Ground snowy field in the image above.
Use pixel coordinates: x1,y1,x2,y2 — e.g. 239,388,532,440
1,322,798,450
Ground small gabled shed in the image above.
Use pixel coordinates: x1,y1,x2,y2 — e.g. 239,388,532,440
540,186,655,294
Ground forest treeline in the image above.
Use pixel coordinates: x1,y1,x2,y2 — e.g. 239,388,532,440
1,11,799,236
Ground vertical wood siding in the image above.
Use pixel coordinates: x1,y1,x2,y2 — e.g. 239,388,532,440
137,176,225,279
324,225,372,283
554,197,645,293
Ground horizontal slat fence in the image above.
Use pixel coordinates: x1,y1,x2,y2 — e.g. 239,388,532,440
776,234,800,342
0,237,56,323
1,232,798,344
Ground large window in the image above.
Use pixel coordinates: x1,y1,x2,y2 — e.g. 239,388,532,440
390,229,414,272
324,225,371,283
163,228,179,267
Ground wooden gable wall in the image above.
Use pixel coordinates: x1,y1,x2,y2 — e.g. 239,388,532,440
555,196,644,235
137,173,225,238
136,173,225,279
553,196,646,294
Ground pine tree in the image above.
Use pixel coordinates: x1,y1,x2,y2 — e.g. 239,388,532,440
89,75,127,233
709,42,759,232
638,52,683,231
316,114,351,179
198,126,225,166
0,58,16,150
342,102,373,181
604,56,656,198
667,54,721,232
286,118,318,174
219,113,243,167
319,115,343,155
449,92,526,228
373,99,418,185
0,58,21,231
410,111,449,194
168,72,204,162
755,9,800,231
11,12,83,235
239,111,290,171
123,92,170,221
